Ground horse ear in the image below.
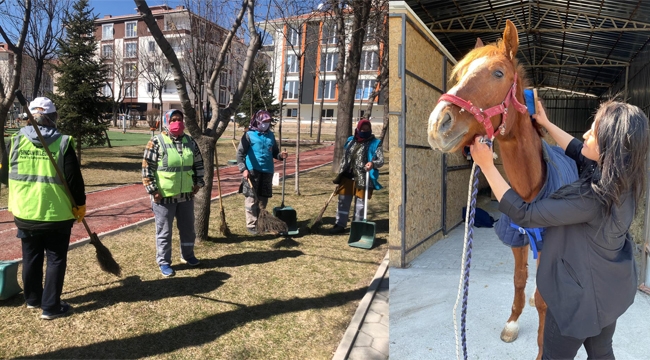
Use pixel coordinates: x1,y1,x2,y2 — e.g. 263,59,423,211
474,38,484,49
502,20,519,60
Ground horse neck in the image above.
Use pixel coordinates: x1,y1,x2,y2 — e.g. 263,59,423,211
496,114,546,203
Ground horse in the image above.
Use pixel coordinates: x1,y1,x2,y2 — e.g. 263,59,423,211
427,20,552,359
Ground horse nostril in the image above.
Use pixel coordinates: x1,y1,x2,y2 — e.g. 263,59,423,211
439,112,453,132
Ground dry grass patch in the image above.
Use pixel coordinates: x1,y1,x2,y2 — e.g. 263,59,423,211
0,153,389,360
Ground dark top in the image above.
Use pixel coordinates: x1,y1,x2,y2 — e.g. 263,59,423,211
498,138,637,339
1,138,86,231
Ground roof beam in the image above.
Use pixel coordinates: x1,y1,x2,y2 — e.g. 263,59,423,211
428,4,650,33
518,46,629,67
538,73,611,88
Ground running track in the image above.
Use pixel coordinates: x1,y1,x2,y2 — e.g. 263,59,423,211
0,145,334,261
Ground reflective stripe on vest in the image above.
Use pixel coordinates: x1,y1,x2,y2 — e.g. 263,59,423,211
7,134,75,221
155,134,194,197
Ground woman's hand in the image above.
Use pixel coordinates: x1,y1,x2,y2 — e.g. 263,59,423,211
364,162,373,171
469,136,495,169
531,100,550,128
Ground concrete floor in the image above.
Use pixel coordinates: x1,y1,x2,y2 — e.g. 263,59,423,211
390,199,650,360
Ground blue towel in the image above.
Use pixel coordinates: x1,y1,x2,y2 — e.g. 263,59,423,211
495,140,578,253
524,89,536,115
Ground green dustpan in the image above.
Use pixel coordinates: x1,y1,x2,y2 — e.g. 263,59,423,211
273,154,298,236
0,261,22,300
348,171,375,249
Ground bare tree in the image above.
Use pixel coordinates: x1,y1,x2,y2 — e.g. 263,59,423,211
139,45,172,127
269,0,320,195
102,44,142,129
329,0,374,171
24,0,69,99
363,0,388,143
134,0,263,240
0,0,32,152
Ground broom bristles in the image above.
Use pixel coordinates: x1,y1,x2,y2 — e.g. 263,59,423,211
90,234,121,277
256,209,288,234
219,208,231,236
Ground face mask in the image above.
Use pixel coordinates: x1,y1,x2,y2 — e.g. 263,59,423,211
358,130,371,138
168,121,185,136
258,122,271,132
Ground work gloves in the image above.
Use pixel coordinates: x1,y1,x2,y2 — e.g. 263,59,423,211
72,205,86,223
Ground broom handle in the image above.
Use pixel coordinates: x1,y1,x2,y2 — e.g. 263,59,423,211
364,171,369,221
14,90,94,238
214,146,225,209
281,148,286,207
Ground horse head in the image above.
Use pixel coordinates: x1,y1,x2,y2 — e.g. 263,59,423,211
428,20,529,152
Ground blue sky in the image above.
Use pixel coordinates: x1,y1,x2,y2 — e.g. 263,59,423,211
88,0,184,17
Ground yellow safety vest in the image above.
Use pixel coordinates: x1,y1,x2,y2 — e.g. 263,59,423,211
155,134,194,197
7,134,75,222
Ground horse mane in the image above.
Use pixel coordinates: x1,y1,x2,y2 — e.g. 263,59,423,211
451,40,543,137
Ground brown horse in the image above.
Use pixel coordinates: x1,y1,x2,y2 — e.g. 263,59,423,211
427,20,547,359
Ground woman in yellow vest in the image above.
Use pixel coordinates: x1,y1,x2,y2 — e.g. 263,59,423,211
1,97,86,320
142,109,205,277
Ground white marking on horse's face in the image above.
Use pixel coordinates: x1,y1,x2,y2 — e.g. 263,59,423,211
429,57,488,129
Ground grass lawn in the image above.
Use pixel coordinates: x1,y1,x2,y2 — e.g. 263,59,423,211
0,140,389,359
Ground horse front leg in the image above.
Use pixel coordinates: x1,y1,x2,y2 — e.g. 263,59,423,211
534,255,547,360
500,245,528,343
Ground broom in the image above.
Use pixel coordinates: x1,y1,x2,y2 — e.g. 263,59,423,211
14,90,121,277
306,184,342,233
214,146,231,236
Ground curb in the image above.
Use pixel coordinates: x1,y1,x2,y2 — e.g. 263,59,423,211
332,250,389,360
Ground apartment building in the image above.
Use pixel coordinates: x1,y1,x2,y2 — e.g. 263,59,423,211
0,42,55,121
93,5,248,117
261,9,385,125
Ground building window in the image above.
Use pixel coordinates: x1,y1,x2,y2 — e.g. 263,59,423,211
321,23,337,44
124,83,136,98
355,79,376,100
286,108,297,117
320,52,338,72
125,21,137,38
360,51,378,71
148,41,155,52
287,27,300,47
219,71,228,87
365,22,378,43
219,89,228,104
286,54,298,73
163,81,176,94
105,63,113,78
102,44,113,58
124,63,137,78
125,42,137,58
102,24,113,40
147,82,154,93
283,81,299,100
102,83,112,97
317,80,336,99
321,109,334,118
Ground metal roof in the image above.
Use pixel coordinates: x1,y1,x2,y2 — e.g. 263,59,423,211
404,0,650,96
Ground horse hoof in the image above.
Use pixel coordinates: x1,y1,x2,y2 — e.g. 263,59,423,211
500,321,519,343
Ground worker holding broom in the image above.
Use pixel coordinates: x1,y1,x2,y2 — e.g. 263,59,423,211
236,110,287,234
330,118,384,234
142,109,204,277
0,97,86,320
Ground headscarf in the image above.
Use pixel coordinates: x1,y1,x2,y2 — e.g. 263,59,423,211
163,109,184,132
248,110,272,131
354,118,373,142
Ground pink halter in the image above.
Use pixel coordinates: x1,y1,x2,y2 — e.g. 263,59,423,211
438,73,528,139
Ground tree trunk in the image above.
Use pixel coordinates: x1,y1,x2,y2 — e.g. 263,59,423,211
104,129,112,148
379,101,388,147
32,58,45,99
294,55,304,195
194,135,216,240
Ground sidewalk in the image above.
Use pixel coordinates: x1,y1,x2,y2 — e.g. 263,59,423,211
390,198,650,360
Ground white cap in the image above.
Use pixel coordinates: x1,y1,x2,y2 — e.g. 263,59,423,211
29,97,56,114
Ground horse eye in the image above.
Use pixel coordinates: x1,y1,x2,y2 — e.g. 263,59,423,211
494,70,504,78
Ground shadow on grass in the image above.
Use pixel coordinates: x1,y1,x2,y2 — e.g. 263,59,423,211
200,249,303,269
204,232,283,244
64,271,230,315
83,161,142,172
18,287,366,359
